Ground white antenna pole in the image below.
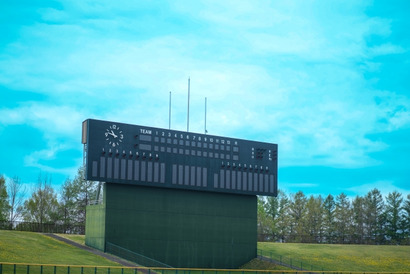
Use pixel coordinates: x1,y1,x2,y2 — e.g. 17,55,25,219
169,91,171,130
187,77,190,132
205,97,207,134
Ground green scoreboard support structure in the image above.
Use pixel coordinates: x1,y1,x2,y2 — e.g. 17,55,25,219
86,183,257,268
83,119,277,268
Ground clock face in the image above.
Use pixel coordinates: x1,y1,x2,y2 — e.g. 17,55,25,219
105,124,124,147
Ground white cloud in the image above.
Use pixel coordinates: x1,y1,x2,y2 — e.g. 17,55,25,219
346,181,409,198
192,0,291,30
373,91,410,132
244,32,319,56
368,43,407,56
0,103,85,174
24,147,81,176
285,182,319,188
0,104,84,138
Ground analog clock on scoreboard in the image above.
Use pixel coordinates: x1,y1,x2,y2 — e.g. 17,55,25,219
104,124,124,148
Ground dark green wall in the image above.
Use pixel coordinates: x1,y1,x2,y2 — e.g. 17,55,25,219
87,183,257,268
85,203,106,251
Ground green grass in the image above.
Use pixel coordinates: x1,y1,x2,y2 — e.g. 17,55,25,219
2,231,410,273
55,233,86,245
0,230,119,266
258,242,410,273
240,258,294,271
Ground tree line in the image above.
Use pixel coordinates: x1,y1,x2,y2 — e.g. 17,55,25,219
0,168,99,234
1,168,409,245
258,189,410,245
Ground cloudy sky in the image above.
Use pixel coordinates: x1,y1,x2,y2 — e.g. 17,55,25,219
1,0,409,198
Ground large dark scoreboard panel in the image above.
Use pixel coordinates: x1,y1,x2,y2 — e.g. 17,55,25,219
82,119,278,196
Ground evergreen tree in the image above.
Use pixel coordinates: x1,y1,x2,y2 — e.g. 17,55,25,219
275,190,291,242
255,189,409,244
334,193,352,244
402,194,410,244
384,191,403,244
322,194,336,243
257,196,272,241
264,190,291,242
265,193,279,240
352,196,365,244
289,191,307,242
364,189,385,244
266,194,279,221
304,195,324,243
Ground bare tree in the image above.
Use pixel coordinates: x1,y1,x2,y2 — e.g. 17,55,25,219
7,176,26,223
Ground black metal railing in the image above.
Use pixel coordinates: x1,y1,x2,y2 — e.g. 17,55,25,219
257,249,324,272
0,220,85,234
105,242,172,268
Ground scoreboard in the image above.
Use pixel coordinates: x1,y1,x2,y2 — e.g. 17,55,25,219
82,119,278,196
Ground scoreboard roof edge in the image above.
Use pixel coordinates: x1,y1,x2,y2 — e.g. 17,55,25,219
82,118,278,147
82,118,278,197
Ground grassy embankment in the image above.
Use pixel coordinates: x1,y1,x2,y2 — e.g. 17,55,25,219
258,242,410,273
55,233,86,245
0,230,122,273
1,231,409,273
0,230,115,265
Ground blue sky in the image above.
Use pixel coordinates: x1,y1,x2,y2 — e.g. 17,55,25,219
0,0,409,198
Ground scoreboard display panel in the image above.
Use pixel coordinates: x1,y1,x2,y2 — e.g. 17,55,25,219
82,119,278,196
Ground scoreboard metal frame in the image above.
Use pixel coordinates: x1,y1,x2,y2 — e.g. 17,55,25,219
82,119,278,196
